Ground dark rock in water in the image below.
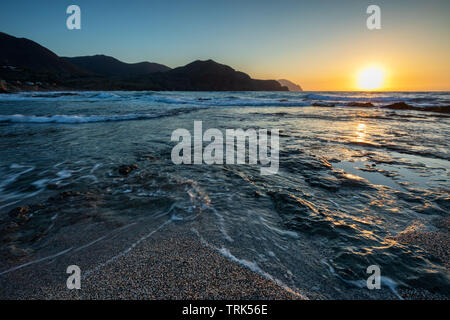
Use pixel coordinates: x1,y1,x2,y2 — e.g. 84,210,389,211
118,164,139,175
0,190,104,261
8,206,31,223
347,102,375,108
253,190,263,198
382,102,413,110
381,102,450,114
279,99,289,102
31,92,80,98
0,80,9,93
421,105,450,114
198,98,211,101
312,102,335,107
50,190,82,201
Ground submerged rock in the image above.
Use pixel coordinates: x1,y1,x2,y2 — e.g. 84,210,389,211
380,102,450,113
382,102,414,110
312,102,335,107
7,206,31,223
347,102,375,108
118,164,139,175
421,105,450,114
0,80,10,93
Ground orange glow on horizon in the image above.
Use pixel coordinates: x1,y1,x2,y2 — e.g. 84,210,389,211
250,30,450,91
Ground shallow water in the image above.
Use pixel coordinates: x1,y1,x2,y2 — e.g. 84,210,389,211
0,91,449,298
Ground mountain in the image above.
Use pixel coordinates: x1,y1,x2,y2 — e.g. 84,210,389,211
137,60,288,91
62,55,171,77
0,32,90,81
0,32,288,92
277,79,303,91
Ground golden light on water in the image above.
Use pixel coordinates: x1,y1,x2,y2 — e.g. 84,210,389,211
355,123,366,142
357,66,385,90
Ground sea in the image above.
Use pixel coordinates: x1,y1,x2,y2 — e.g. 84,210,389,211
0,91,449,299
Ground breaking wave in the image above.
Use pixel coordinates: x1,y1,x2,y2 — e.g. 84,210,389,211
0,113,163,123
0,91,448,108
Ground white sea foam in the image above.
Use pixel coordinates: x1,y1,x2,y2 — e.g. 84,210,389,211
0,113,160,123
191,228,308,299
321,259,403,299
0,91,446,110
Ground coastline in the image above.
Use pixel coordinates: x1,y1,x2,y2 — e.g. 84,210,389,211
0,201,446,301
0,90,448,300
0,221,304,300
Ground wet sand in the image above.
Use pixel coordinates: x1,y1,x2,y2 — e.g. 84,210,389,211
0,222,304,300
392,218,450,269
0,204,445,300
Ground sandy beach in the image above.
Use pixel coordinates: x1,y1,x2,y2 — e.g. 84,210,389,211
0,220,304,300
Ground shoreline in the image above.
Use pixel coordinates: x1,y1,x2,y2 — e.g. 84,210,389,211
0,90,448,300
0,221,304,300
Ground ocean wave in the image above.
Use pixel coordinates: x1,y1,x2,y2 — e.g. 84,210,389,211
152,96,311,107
1,91,448,109
0,113,162,124
0,91,125,102
0,92,311,107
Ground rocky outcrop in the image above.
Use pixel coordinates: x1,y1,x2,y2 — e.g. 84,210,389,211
277,79,303,91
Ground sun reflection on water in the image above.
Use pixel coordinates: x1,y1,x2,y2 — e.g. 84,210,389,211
355,123,366,142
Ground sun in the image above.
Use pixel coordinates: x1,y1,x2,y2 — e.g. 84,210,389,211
357,66,385,90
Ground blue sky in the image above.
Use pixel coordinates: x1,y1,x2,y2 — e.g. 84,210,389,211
1,0,449,90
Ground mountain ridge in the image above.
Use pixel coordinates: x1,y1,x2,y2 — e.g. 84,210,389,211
0,32,289,92
0,32,91,80
62,55,171,77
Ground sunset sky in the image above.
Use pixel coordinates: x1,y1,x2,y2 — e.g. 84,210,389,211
1,0,449,91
